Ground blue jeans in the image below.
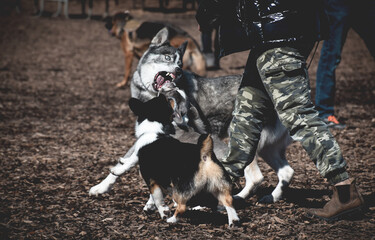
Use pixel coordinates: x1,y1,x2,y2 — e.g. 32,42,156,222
315,0,375,118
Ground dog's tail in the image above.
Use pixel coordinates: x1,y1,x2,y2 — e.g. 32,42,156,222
197,134,213,161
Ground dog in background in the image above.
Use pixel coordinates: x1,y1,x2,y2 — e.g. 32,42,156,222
105,11,206,88
128,95,240,227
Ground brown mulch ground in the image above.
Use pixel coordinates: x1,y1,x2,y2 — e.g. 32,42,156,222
1,1,374,239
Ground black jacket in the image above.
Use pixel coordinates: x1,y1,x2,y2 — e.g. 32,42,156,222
196,0,329,57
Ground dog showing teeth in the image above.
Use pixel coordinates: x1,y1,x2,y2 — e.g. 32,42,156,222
90,27,294,214
153,71,176,91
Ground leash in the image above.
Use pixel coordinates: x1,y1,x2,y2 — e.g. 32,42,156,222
307,41,320,70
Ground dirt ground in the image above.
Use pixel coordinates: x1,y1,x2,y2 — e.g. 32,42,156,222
1,0,375,239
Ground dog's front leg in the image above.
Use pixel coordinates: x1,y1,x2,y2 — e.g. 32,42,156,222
117,35,134,88
89,145,136,196
89,172,118,196
110,153,138,176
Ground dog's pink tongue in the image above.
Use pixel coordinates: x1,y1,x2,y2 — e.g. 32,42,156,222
156,75,164,88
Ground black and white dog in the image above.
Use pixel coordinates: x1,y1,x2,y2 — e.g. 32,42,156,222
128,95,240,226
89,28,294,205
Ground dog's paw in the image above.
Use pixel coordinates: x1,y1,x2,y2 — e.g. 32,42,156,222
89,182,112,196
232,195,247,209
158,206,170,219
228,219,241,228
143,203,157,213
167,216,178,223
116,81,127,88
258,194,275,204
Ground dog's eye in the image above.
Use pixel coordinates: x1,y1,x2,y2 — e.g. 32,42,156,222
165,55,172,61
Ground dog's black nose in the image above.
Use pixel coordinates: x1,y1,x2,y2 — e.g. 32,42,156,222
175,67,183,76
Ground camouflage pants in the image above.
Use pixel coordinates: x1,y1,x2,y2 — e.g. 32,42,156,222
222,46,349,184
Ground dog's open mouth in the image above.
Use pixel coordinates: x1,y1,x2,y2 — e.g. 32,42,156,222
153,71,176,91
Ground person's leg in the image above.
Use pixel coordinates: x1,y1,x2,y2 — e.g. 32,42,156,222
315,0,351,122
201,28,212,53
201,28,218,69
258,46,347,183
221,49,273,179
257,46,364,220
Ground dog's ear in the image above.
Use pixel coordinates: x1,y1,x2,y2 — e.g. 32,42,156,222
150,27,169,47
129,98,144,116
198,134,213,161
156,94,173,111
178,41,188,57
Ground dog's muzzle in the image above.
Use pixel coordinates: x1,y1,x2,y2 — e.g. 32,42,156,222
153,71,177,91
168,97,189,128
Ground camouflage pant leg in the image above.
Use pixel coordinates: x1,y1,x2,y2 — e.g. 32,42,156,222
221,86,273,179
257,47,348,184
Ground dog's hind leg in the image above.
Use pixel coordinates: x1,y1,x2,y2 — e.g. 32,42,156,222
150,183,170,219
167,195,187,223
257,140,293,203
234,157,264,200
143,194,157,212
218,190,240,227
89,145,137,196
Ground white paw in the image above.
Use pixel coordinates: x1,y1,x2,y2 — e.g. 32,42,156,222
143,203,157,212
89,182,112,196
228,219,240,228
167,216,178,223
158,206,170,219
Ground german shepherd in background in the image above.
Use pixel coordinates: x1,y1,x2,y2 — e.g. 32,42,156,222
105,11,206,88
